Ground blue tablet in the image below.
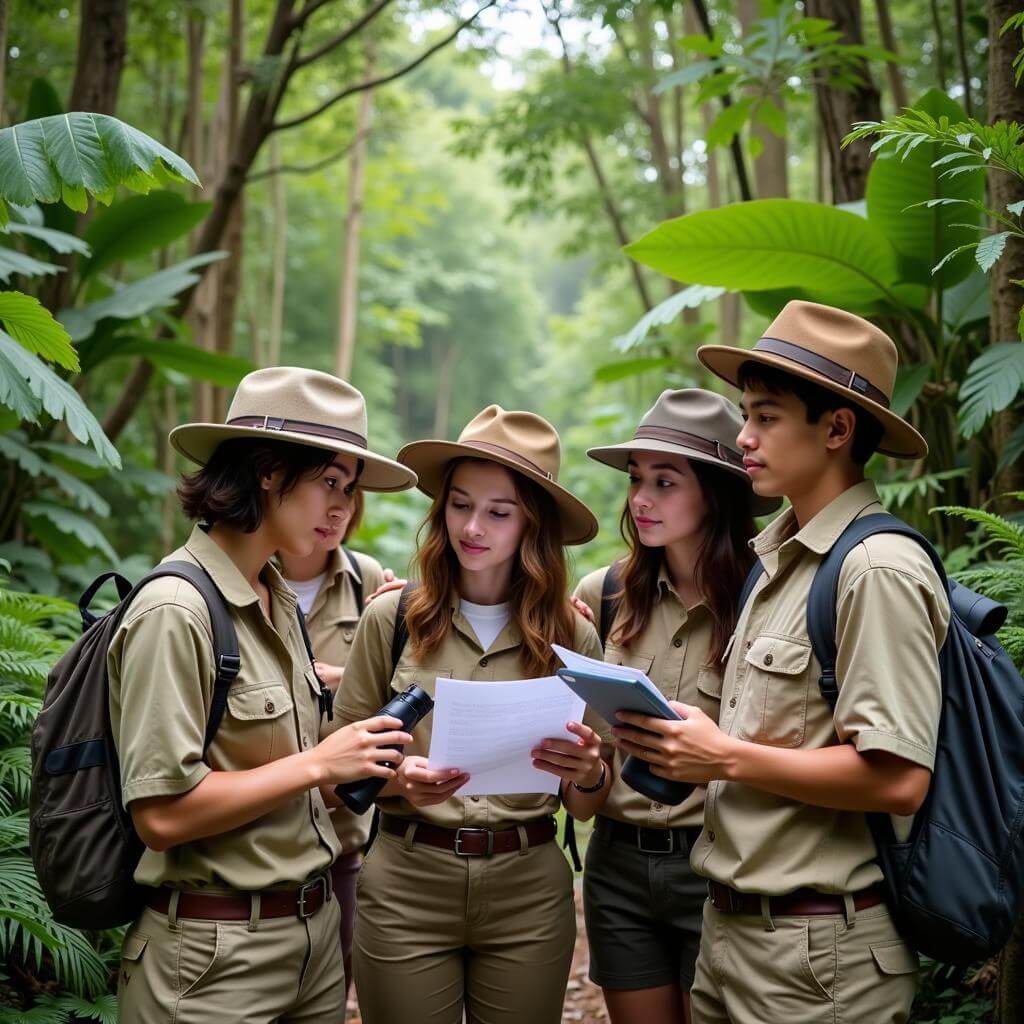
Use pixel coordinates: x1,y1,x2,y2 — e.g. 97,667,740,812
555,667,682,729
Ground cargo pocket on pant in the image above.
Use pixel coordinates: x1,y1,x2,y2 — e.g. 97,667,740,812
870,940,919,978
118,931,148,994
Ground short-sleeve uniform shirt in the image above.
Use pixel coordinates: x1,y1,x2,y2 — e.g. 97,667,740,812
692,481,950,895
107,525,342,891
336,588,604,829
574,564,721,829
303,546,385,853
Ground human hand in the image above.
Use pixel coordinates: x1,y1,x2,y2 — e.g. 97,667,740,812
364,576,408,605
571,596,595,624
533,721,606,789
394,755,470,807
313,715,412,786
313,661,344,691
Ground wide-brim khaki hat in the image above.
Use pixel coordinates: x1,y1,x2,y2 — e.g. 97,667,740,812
587,389,782,516
697,300,927,459
397,405,599,545
169,366,417,492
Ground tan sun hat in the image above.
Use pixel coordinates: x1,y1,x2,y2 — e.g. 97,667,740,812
697,300,927,459
169,366,417,492
397,405,599,545
587,389,782,516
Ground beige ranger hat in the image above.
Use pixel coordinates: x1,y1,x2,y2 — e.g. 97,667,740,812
587,389,782,516
169,366,417,492
397,405,599,545
697,300,927,459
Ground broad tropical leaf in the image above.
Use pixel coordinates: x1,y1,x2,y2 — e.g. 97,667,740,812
0,246,61,283
21,501,117,563
80,191,211,280
0,113,200,220
99,337,254,386
0,292,78,370
593,356,677,383
614,285,726,351
625,200,905,313
890,364,932,418
864,90,984,289
957,342,1024,437
0,334,120,467
59,250,227,342
2,222,90,256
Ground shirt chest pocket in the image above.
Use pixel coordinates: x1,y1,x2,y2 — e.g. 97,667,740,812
222,682,295,766
604,645,655,675
736,635,813,748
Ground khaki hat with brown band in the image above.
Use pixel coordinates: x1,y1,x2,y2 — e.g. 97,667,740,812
397,405,599,545
587,389,781,516
697,300,927,460
169,366,418,492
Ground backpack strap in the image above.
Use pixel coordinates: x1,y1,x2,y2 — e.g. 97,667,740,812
599,562,622,648
295,605,333,722
342,546,364,613
738,559,766,612
805,512,947,712
390,582,418,676
79,572,134,631
134,561,242,754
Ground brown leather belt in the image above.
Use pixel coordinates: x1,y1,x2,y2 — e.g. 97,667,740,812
596,816,702,855
708,880,883,917
382,814,556,856
147,874,332,921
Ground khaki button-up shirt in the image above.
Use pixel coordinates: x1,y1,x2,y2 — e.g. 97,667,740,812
692,481,949,895
108,525,341,891
575,565,720,829
336,589,603,828
303,546,385,853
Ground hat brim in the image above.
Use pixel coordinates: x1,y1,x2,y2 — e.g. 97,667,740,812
397,440,598,545
586,438,782,517
696,346,928,460
168,423,418,492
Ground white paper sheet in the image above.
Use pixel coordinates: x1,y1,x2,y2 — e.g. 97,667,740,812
427,676,586,796
551,643,671,708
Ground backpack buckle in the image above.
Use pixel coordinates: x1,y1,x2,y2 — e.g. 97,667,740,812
218,654,241,682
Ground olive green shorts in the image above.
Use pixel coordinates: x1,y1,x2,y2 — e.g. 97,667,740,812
582,819,706,992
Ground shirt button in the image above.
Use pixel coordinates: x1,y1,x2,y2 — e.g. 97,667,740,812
314,807,320,820
729,697,737,708
653,802,663,811
745,641,752,650
302,736,309,748
673,638,683,648
764,653,774,666
265,699,275,713
344,630,354,642
480,657,488,667
708,830,716,841
471,796,480,802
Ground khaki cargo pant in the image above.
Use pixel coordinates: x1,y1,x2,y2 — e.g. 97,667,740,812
117,892,345,1023
691,899,919,1024
353,826,576,1024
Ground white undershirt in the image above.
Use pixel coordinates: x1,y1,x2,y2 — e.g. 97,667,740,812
285,572,327,615
460,599,511,652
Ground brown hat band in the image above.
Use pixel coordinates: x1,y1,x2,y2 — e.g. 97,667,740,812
227,415,368,449
460,439,554,480
633,426,745,469
753,337,890,409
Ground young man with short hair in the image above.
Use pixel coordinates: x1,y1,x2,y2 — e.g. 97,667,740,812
612,300,950,1024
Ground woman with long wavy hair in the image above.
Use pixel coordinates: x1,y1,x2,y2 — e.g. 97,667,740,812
573,389,779,1024
334,406,609,1024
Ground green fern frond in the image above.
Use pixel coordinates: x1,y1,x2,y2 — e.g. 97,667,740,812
0,810,29,852
999,626,1024,665
933,505,1024,559
0,745,33,806
955,563,1024,605
0,589,75,626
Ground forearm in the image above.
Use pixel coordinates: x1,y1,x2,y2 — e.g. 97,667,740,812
723,740,930,816
560,758,612,822
132,750,324,851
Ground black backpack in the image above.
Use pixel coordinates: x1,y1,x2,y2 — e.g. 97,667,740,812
739,512,1024,965
30,560,323,930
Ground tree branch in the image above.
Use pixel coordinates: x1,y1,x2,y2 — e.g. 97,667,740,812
290,0,332,31
273,0,497,133
292,0,394,70
246,130,367,181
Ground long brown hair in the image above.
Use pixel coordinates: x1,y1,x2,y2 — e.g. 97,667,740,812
405,458,576,677
611,459,757,665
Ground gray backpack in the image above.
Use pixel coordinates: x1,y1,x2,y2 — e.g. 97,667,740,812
29,561,323,929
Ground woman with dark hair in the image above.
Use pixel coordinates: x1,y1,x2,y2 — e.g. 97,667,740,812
109,367,418,1023
335,405,609,1024
574,389,780,1024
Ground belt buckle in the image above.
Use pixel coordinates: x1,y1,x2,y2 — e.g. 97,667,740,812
637,827,673,854
262,415,285,431
297,875,327,919
709,883,739,913
454,827,493,856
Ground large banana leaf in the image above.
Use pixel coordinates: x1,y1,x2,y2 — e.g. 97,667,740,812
625,200,907,313
864,89,984,289
59,250,226,342
21,502,116,564
0,113,200,221
102,338,254,386
80,191,211,281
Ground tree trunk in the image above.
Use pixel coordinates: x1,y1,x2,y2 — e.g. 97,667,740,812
804,0,882,202
433,341,456,438
873,0,909,111
68,0,128,114
0,0,8,125
737,0,788,198
268,134,288,368
334,49,375,381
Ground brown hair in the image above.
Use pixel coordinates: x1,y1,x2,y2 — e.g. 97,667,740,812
343,488,364,542
405,458,576,678
610,459,757,665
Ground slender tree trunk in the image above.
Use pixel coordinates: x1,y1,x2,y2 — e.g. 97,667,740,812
804,0,882,202
0,0,8,126
186,9,205,198
989,2,1024,515
873,0,909,110
69,0,128,114
433,341,456,438
930,0,948,91
268,135,288,368
737,0,788,198
953,0,974,117
335,48,375,381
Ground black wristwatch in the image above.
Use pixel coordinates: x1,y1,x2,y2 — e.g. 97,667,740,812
573,762,607,793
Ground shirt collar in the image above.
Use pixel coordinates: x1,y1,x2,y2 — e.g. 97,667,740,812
327,545,359,584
